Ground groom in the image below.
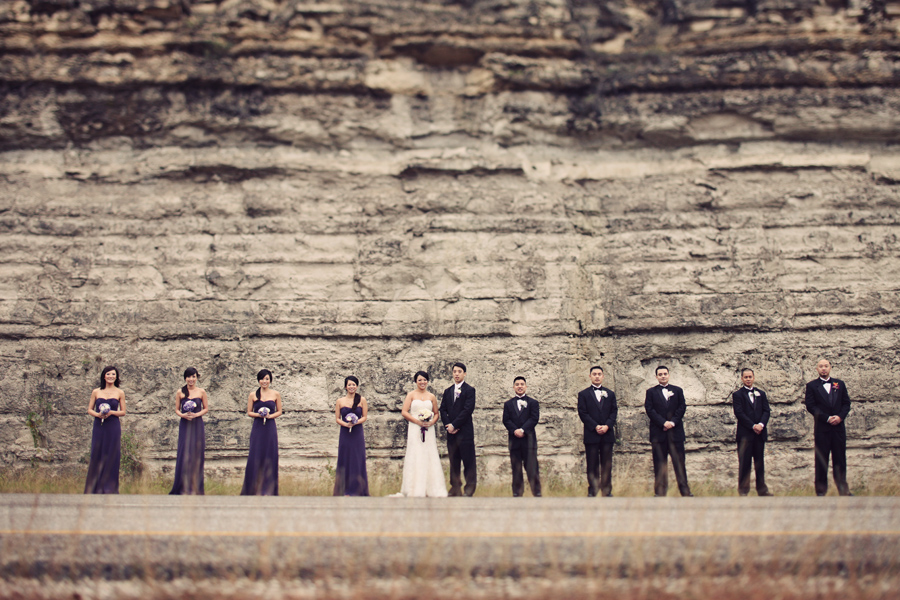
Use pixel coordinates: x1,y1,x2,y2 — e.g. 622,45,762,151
440,362,477,496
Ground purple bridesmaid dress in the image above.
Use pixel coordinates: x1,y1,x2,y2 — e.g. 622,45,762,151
333,406,369,496
241,399,278,496
84,398,121,494
169,396,205,495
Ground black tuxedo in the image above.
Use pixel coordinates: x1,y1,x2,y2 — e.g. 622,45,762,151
644,384,692,497
577,386,617,496
804,377,851,496
440,381,477,496
502,395,541,497
732,387,770,495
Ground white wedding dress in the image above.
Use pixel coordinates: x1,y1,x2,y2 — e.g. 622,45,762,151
399,399,448,497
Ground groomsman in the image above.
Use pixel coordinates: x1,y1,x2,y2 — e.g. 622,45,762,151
440,362,477,496
732,368,772,496
502,376,542,497
804,359,852,496
576,366,618,497
644,365,693,497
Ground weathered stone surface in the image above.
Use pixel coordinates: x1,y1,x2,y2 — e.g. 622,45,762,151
1,0,899,492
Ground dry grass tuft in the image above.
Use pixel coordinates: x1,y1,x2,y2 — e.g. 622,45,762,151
1,461,897,497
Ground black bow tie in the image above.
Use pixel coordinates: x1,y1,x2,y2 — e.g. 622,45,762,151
592,387,602,391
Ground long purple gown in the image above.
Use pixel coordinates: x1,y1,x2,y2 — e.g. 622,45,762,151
333,406,369,496
241,399,278,496
169,396,205,495
84,397,121,494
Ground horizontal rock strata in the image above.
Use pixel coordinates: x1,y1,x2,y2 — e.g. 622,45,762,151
1,0,899,491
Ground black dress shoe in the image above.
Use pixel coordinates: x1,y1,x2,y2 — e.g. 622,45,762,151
739,493,748,497
817,493,825,496
758,491,774,496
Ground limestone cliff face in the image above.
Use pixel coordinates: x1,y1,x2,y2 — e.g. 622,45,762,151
2,0,899,490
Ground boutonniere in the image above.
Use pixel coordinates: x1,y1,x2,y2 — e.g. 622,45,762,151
832,382,839,390
662,389,674,400
600,390,608,398
754,391,760,397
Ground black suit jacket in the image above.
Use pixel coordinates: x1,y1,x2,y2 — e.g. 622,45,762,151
440,381,476,443
502,395,539,450
732,387,770,442
644,384,687,443
577,386,617,445
804,378,850,440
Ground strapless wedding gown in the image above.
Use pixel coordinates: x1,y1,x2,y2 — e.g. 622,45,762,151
399,398,448,497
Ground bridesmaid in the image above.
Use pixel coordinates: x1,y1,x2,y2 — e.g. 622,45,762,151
333,375,369,496
169,367,209,495
84,366,126,494
241,369,282,496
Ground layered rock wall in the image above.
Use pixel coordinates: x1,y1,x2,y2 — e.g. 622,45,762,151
2,0,899,490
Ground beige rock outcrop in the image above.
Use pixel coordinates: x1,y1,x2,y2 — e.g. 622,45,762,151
2,0,899,492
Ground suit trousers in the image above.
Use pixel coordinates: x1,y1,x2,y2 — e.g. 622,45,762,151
737,435,769,495
447,433,477,496
814,432,850,496
651,437,691,497
584,442,614,497
509,443,541,497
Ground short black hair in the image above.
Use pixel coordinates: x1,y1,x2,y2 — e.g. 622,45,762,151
514,376,526,384
655,365,669,375
255,369,273,400
590,366,603,374
99,365,120,389
413,370,429,382
740,368,754,376
453,362,467,373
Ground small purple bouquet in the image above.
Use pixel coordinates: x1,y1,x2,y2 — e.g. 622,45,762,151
182,399,196,415
416,409,433,443
344,412,359,432
98,403,111,424
258,406,270,424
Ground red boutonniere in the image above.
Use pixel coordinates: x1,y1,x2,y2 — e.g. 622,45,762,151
832,382,839,390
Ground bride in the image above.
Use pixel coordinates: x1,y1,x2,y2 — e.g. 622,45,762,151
396,371,448,497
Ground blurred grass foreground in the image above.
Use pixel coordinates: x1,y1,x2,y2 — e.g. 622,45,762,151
1,466,900,600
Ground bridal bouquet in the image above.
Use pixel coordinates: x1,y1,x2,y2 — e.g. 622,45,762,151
344,412,359,432
182,399,196,415
416,409,433,442
258,406,270,424
98,403,110,424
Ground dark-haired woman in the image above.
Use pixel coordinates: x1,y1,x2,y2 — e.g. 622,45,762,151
84,366,126,494
396,371,447,497
333,375,369,496
241,369,282,496
169,367,209,495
